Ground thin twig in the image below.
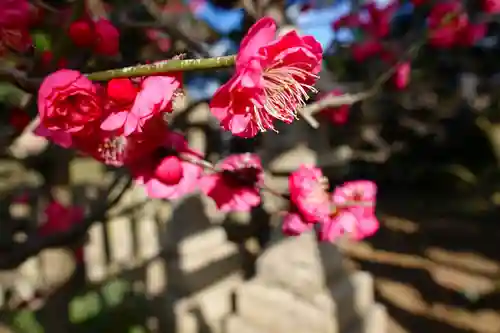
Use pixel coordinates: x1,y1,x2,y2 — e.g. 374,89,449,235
138,0,211,57
34,0,59,13
302,42,424,126
0,65,41,93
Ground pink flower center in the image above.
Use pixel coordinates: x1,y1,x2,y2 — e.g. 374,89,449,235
351,190,362,202
222,167,260,189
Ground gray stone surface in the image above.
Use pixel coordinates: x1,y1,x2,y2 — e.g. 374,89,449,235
235,280,335,333
225,232,387,333
363,304,388,333
225,315,268,333
159,194,244,333
256,232,345,299
167,240,242,295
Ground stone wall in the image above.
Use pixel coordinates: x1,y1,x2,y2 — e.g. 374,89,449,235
226,233,387,333
0,103,387,333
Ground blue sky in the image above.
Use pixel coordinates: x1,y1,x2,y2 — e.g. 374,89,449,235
186,0,403,49
184,0,409,100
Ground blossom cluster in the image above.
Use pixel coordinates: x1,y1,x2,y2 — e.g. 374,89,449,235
0,0,34,55
30,15,379,242
284,167,379,241
320,0,500,126
5,0,500,254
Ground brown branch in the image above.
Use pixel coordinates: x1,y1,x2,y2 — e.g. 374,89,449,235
0,173,131,269
0,66,41,94
302,42,424,128
136,0,212,57
34,0,59,13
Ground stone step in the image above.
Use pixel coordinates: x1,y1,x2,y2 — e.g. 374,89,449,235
225,315,271,333
168,241,242,295
235,281,332,333
312,271,375,333
256,233,346,299
171,273,242,333
363,303,387,333
164,227,230,259
267,144,317,174
232,271,374,333
344,303,388,333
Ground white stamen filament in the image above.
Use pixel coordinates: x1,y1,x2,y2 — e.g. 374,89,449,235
255,64,318,132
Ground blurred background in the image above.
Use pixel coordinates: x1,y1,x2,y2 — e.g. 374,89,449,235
1,0,500,332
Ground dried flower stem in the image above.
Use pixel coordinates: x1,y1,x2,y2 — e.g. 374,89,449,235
86,56,236,81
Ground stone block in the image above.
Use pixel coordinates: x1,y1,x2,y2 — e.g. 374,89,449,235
312,271,374,333
137,217,161,259
225,315,270,333
235,280,335,333
164,195,213,242
187,128,206,154
267,144,317,174
233,271,374,333
256,233,345,299
191,273,241,321
363,303,387,333
342,303,388,333
85,223,107,282
171,227,227,257
168,273,242,333
168,241,242,294
70,158,103,184
107,216,134,266
186,102,210,124
145,258,167,297
261,121,309,153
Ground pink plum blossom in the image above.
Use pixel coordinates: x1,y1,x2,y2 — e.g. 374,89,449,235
34,123,73,148
288,165,330,223
318,180,379,242
37,69,102,133
131,132,202,199
200,153,263,212
101,74,181,136
209,17,322,138
0,0,31,54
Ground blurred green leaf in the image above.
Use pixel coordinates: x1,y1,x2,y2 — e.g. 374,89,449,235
101,279,129,307
129,325,147,333
323,55,345,77
352,28,364,42
32,31,52,52
12,310,43,333
0,82,29,107
70,292,102,324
